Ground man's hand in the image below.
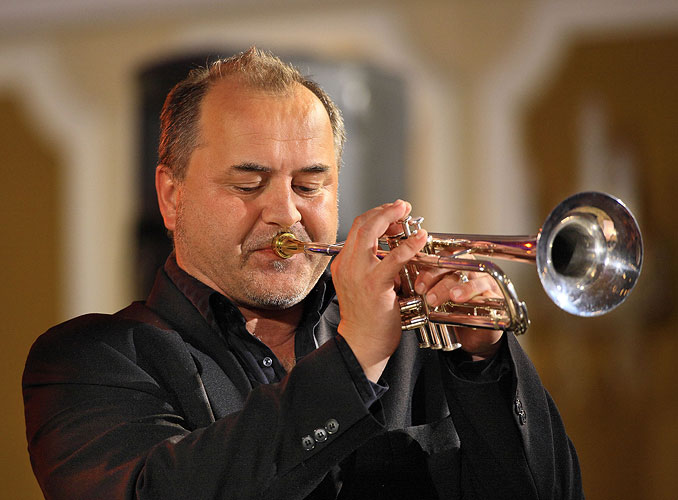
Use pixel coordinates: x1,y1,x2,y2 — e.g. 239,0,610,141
414,259,504,361
331,200,428,383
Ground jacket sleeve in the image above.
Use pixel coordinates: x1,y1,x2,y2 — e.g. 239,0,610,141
440,333,584,500
23,315,385,500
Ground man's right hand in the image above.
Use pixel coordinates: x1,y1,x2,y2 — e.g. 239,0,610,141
330,200,428,383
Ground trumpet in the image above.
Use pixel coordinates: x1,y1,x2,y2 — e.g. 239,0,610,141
272,192,643,351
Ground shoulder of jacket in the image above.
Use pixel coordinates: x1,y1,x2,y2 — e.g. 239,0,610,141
23,302,191,388
27,302,176,366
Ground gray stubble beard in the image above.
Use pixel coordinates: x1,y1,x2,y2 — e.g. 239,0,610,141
174,197,332,310
239,254,329,309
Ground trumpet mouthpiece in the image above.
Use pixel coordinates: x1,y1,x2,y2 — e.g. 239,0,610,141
272,232,301,259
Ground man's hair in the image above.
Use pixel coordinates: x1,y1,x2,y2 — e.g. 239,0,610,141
158,47,346,180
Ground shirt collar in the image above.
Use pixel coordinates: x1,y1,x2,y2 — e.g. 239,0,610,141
163,252,335,338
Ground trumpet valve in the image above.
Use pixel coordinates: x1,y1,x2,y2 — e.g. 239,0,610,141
399,297,423,314
400,215,425,238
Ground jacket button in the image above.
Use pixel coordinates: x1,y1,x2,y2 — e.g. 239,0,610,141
325,419,339,434
262,357,273,367
514,398,527,425
313,428,328,442
301,435,315,451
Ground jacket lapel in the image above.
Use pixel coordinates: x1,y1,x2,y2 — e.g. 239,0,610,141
145,269,252,406
506,334,556,498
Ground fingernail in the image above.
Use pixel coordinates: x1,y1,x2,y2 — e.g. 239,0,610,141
415,282,425,295
451,287,463,300
427,293,437,305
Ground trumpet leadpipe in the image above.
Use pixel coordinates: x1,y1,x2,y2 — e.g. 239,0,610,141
271,232,482,270
271,232,516,277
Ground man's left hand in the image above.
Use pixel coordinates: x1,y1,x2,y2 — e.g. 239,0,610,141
414,261,504,361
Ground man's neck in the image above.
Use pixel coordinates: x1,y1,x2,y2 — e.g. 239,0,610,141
238,302,305,371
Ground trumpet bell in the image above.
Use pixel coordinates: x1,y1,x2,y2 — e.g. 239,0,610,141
537,191,643,317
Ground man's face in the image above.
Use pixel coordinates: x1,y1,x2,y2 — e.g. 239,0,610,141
169,80,339,309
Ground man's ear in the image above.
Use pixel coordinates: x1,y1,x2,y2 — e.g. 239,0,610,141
156,164,179,232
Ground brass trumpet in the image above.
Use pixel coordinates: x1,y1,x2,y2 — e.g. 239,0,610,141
272,192,643,351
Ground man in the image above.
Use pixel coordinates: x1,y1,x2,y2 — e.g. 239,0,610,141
23,48,584,499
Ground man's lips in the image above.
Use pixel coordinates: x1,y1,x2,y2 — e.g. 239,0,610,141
252,248,278,256
249,247,300,260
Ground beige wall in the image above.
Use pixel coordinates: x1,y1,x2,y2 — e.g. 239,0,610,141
2,1,677,498
1,95,61,499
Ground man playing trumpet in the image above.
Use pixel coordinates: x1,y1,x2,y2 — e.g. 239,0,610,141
23,47,584,499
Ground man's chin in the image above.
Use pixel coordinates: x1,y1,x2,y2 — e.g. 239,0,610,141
231,271,300,304
240,287,307,310
232,256,328,309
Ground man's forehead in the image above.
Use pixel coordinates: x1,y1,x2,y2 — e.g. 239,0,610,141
203,78,318,114
198,79,333,144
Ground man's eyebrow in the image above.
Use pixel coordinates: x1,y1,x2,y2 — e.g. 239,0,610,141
299,164,332,173
231,162,271,173
230,163,333,174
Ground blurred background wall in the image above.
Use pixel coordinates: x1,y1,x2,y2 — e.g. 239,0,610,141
2,0,677,498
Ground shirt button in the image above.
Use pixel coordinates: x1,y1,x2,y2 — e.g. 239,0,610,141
262,357,273,367
325,419,339,434
301,435,315,451
313,428,328,443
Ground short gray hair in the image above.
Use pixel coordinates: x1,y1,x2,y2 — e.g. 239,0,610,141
158,47,346,180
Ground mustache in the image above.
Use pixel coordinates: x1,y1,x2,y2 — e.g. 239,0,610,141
241,224,312,254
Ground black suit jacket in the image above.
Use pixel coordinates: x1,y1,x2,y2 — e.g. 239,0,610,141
23,269,583,499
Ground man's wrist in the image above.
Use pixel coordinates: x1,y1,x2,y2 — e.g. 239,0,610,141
466,342,502,362
454,327,504,361
445,331,510,382
335,334,389,406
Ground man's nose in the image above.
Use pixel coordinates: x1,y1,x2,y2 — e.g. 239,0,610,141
260,184,302,228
